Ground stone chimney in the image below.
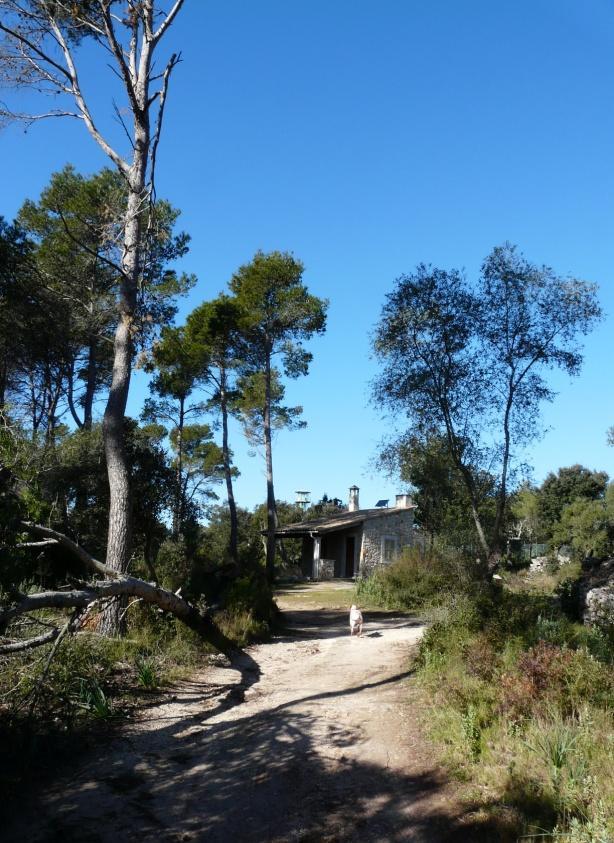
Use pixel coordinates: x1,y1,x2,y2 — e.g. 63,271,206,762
395,493,412,509
348,485,360,512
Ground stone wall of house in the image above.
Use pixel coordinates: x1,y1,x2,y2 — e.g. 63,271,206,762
318,558,336,580
358,509,415,577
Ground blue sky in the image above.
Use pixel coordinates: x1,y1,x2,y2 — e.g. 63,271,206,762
3,1,614,510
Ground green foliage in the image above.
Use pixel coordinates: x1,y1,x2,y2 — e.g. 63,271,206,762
550,486,614,560
356,547,482,611
0,630,122,730
142,325,224,536
373,246,602,556
0,217,34,409
236,368,306,446
229,250,327,372
135,657,159,690
511,483,546,544
302,493,346,520
74,678,113,719
198,504,265,572
230,248,327,434
460,703,482,761
155,539,193,593
222,573,276,626
413,576,614,839
538,466,609,539
4,165,193,439
386,433,496,548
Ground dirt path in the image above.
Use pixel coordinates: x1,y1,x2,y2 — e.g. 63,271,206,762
4,587,483,842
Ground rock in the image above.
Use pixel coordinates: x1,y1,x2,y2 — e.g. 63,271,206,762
581,559,614,627
529,555,550,574
584,586,614,626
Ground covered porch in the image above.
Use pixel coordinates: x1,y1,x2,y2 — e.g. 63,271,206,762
274,513,366,580
299,528,361,579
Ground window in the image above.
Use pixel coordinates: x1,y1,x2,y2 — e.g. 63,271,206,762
382,536,398,563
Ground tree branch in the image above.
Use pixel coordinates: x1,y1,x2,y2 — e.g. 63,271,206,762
0,627,60,654
152,0,185,44
0,577,237,656
149,51,180,202
0,108,82,123
99,1,140,115
45,14,130,175
20,522,115,578
0,19,72,80
54,207,127,279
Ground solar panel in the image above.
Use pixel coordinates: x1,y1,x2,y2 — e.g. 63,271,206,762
375,499,389,508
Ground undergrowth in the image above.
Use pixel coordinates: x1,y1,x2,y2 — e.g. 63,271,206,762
0,570,277,801
357,550,614,841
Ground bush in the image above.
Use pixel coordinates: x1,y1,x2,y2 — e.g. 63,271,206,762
498,643,612,720
221,573,277,625
356,547,480,611
413,584,614,839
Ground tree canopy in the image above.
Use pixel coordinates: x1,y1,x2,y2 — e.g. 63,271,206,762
373,244,602,565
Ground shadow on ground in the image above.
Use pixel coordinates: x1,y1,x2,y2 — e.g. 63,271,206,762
274,607,425,642
3,611,515,843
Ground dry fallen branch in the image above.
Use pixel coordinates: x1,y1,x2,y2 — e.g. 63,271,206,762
0,628,60,653
1,576,236,656
4,524,240,659
27,609,81,716
20,522,116,578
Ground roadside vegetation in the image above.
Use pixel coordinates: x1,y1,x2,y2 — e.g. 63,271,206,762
0,571,275,801
358,548,614,841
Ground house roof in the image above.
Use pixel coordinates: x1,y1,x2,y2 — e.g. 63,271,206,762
273,505,416,538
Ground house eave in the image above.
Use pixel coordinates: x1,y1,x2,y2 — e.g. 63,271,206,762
269,505,417,538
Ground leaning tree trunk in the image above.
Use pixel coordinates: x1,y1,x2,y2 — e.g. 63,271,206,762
220,368,239,565
0,358,6,410
491,388,514,560
83,333,98,430
99,135,149,636
172,395,185,539
455,459,491,570
263,346,277,582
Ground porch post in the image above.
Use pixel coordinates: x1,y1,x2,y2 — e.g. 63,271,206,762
313,536,321,579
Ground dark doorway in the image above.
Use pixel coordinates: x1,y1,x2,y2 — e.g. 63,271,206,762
345,536,356,577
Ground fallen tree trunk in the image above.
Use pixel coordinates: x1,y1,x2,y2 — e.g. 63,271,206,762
0,628,61,654
0,576,235,656
1,523,244,661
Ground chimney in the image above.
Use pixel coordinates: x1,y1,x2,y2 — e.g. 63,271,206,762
348,485,360,512
395,493,412,509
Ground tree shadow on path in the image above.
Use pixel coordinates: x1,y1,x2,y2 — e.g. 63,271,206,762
3,612,512,843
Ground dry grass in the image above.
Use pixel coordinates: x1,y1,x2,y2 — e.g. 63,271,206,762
275,581,358,610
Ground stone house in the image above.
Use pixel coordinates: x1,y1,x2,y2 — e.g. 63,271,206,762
274,486,417,579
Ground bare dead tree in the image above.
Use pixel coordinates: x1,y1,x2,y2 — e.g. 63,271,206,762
0,1,185,632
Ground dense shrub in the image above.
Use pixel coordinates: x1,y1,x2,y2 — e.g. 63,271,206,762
415,583,614,840
214,572,278,646
498,642,612,720
356,547,481,611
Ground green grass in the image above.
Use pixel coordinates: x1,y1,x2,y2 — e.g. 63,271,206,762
275,582,358,609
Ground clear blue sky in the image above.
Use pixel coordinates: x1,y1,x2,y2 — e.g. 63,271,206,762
3,1,614,510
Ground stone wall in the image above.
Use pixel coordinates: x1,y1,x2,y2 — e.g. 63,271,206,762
317,558,336,580
358,509,415,576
